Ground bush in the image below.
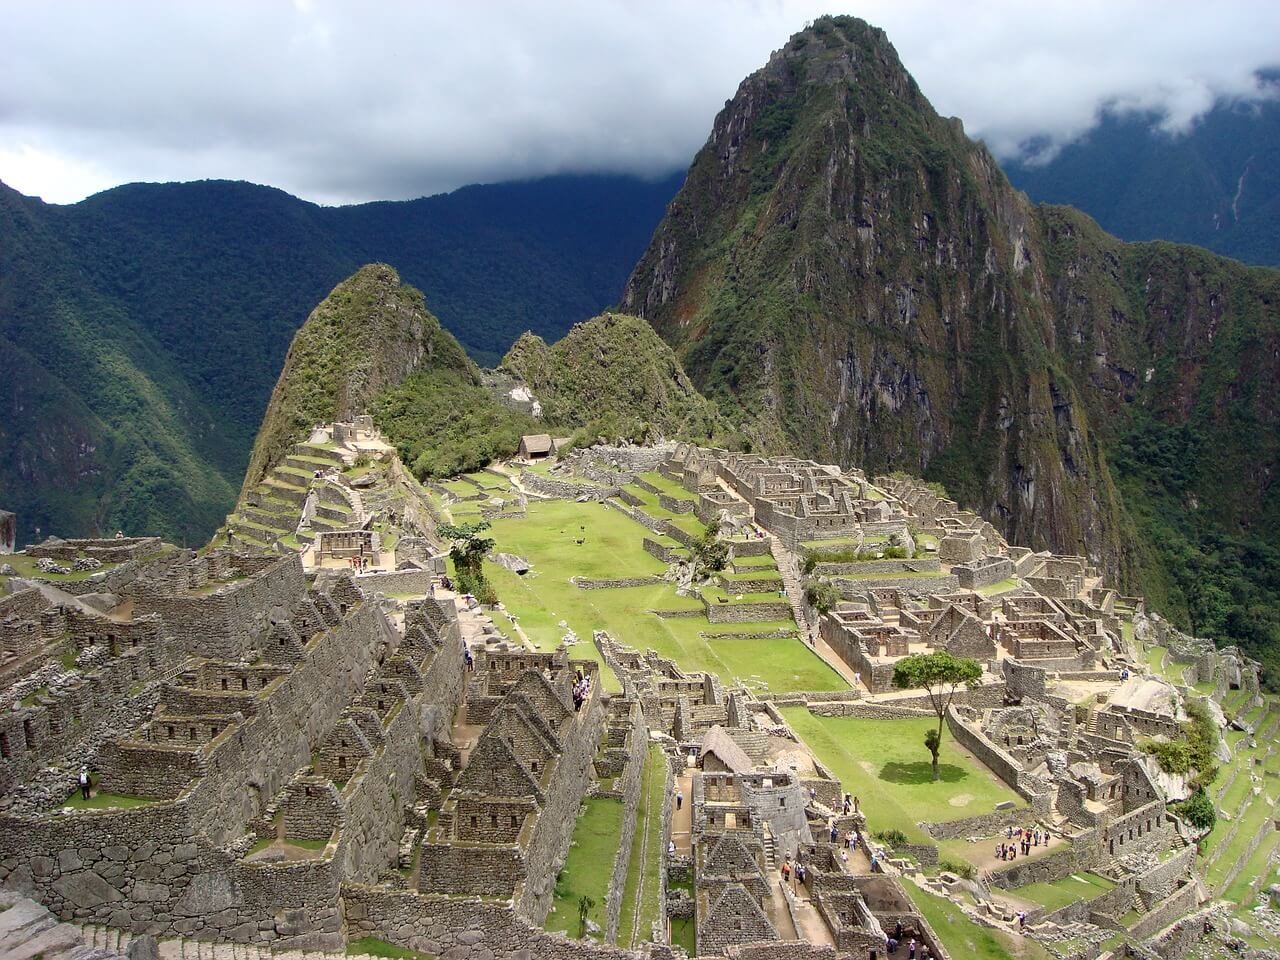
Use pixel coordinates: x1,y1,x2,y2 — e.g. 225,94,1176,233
1176,787,1217,832
876,829,909,848
1140,738,1191,775
939,858,975,880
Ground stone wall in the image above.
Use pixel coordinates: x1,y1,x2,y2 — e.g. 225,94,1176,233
705,600,792,623
523,474,618,502
604,703,647,944
1129,880,1201,940
987,830,1101,889
343,883,677,960
357,570,436,597
834,574,959,597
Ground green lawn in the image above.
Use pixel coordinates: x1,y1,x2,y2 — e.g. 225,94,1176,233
1012,872,1115,912
484,502,844,693
2,553,120,583
618,743,666,948
545,796,625,938
62,790,152,810
780,709,1024,844
907,879,1051,960
1222,831,1280,905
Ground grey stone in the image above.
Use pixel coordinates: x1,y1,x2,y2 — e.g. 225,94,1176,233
51,870,123,909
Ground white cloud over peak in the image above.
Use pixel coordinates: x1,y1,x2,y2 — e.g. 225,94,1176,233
2,0,1277,204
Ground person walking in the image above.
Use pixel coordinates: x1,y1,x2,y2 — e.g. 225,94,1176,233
675,788,684,811
908,938,917,960
78,766,91,801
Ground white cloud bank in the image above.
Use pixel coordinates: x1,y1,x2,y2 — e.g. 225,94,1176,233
2,0,1277,204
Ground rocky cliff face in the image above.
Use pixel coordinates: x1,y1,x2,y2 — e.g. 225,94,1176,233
623,16,1126,575
624,15,1280,663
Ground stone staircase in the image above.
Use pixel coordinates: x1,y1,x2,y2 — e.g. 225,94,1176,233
769,536,812,634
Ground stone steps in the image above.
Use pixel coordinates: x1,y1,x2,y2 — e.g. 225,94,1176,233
81,923,387,960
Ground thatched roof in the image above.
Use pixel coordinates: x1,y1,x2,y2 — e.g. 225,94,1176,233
699,724,753,773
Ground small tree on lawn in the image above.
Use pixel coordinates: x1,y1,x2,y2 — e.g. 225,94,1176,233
578,894,595,938
438,519,497,603
891,651,983,781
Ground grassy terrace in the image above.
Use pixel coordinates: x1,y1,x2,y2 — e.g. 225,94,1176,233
485,501,844,693
1,553,121,585
907,879,1051,960
976,578,1022,596
779,710,1024,844
347,937,437,959
1013,872,1115,912
618,743,666,948
63,791,152,810
636,471,696,502
545,796,624,937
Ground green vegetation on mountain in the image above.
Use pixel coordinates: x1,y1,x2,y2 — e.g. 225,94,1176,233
624,15,1280,676
1004,82,1280,267
500,313,731,444
0,173,679,546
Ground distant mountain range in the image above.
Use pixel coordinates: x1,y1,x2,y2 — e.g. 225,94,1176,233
0,172,681,545
1004,77,1280,266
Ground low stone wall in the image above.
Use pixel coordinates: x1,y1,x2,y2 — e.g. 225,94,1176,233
1047,876,1135,924
816,559,941,576
834,574,959,597
922,806,1038,842
574,576,666,591
523,474,617,502
808,702,931,719
705,600,792,623
701,628,796,640
944,707,1022,795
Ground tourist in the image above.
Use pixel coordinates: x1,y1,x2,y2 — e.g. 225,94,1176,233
853,795,860,812
830,824,839,843
77,766,91,801
893,921,903,942
908,938,917,960
675,788,683,811
840,848,849,865
781,860,791,887
843,793,852,815
887,937,898,954
668,840,675,856
1017,910,1026,931
810,786,817,802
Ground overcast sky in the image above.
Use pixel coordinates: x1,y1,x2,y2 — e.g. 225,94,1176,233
3,0,1278,206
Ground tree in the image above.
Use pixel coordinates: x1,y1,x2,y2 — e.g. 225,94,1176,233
690,521,729,579
891,651,983,780
578,895,595,938
1176,787,1216,833
438,519,497,603
804,578,841,614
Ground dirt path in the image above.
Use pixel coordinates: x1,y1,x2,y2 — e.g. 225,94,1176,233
671,771,693,855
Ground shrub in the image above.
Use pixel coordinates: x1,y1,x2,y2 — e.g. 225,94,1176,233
1176,787,1217,832
876,829,909,848
805,578,841,614
1140,738,1191,775
939,858,975,880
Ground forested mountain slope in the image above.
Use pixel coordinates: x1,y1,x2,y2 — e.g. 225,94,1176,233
0,172,680,544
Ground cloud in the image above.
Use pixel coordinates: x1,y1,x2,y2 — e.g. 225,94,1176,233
2,0,1278,204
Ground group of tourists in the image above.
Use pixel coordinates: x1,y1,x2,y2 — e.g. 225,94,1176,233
842,792,859,815
885,920,926,960
571,669,591,712
996,825,1046,861
345,555,372,572
780,854,808,888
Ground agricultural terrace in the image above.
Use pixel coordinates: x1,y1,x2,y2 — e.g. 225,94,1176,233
483,501,847,694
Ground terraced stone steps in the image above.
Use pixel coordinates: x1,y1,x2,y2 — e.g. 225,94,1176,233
83,924,388,960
